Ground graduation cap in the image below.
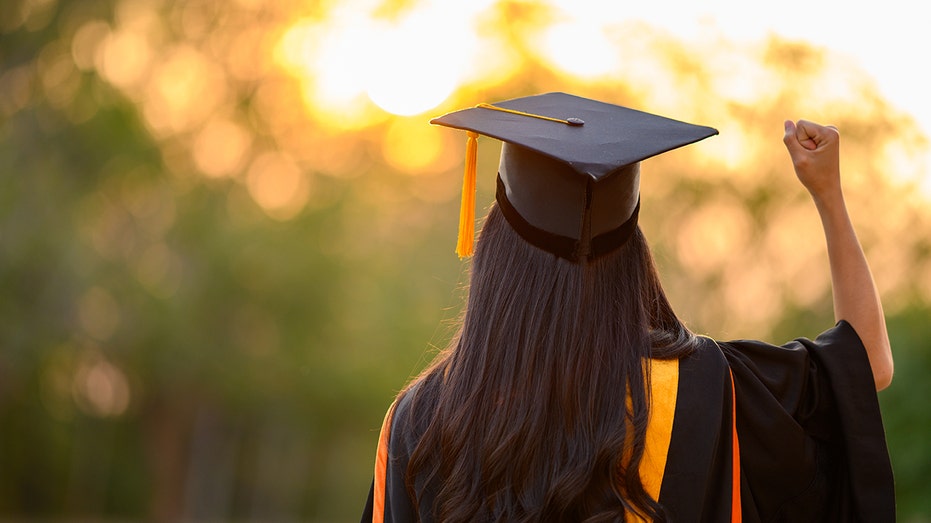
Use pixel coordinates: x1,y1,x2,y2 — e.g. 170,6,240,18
430,92,718,261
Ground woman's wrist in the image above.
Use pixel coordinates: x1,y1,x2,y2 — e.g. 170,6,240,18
808,180,846,216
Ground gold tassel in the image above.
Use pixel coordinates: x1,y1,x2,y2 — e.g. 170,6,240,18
456,131,479,258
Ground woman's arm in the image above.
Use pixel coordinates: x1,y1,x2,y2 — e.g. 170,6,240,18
782,120,894,390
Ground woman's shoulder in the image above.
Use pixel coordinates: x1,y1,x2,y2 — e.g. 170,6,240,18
713,320,862,355
387,376,439,447
715,321,868,386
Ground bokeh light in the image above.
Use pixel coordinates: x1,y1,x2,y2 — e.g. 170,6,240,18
72,353,132,418
246,152,310,220
192,117,253,178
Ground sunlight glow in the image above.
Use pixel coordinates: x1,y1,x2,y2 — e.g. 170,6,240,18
278,2,482,120
366,9,470,116
278,18,380,125
313,24,374,105
540,21,617,78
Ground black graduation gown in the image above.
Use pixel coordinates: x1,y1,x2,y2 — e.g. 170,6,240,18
361,320,894,522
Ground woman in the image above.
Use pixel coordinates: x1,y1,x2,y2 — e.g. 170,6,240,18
362,93,895,522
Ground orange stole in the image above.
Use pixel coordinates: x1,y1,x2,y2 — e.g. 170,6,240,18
729,369,742,523
627,358,679,523
372,405,394,523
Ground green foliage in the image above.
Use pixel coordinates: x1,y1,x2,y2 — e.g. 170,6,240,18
880,308,931,519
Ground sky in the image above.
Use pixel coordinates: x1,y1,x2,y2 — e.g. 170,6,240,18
618,0,931,170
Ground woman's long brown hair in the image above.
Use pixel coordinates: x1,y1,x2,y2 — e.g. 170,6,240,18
403,204,697,522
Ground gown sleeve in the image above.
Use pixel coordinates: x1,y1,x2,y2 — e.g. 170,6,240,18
719,320,895,522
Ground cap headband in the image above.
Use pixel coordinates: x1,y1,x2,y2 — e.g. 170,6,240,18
495,175,640,262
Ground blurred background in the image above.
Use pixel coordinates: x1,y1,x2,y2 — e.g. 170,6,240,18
1,0,929,521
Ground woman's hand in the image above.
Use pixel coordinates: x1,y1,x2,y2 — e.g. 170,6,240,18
783,120,842,205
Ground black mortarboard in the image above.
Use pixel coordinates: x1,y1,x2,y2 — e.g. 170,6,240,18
430,92,718,261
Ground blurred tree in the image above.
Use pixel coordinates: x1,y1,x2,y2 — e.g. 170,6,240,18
0,0,929,522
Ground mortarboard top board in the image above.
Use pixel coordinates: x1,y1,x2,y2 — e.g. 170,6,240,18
430,92,718,261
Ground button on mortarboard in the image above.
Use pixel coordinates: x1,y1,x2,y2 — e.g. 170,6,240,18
431,92,718,260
